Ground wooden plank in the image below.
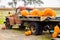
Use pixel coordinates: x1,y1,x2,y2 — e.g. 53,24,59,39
19,16,60,21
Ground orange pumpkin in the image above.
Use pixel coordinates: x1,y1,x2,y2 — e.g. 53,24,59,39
21,10,29,16
52,11,56,17
25,31,30,36
29,9,39,16
59,28,60,33
1,25,6,30
25,30,32,36
27,31,32,35
42,8,56,17
38,11,43,16
54,25,59,33
52,32,58,38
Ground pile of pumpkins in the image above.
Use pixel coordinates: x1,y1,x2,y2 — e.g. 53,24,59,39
20,8,56,17
52,25,60,38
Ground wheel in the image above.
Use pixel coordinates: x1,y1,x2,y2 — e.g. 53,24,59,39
5,22,13,29
30,22,43,35
5,17,12,29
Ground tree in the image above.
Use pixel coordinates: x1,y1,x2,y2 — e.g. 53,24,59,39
33,0,44,6
8,0,19,8
0,0,1,2
22,0,27,6
8,2,13,7
8,0,44,8
22,0,44,7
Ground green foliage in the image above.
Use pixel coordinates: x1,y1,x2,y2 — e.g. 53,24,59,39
0,16,5,24
0,12,6,24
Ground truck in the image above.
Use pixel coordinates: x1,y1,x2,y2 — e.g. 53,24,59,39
5,7,60,35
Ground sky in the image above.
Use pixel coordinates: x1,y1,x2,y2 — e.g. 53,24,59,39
41,0,60,7
0,0,60,8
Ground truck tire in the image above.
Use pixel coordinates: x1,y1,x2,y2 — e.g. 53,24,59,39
9,25,13,29
30,22,43,35
5,21,13,29
5,17,12,29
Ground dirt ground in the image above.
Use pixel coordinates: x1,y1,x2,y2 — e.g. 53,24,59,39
0,25,51,40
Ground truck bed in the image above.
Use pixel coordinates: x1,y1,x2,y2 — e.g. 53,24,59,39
19,16,60,22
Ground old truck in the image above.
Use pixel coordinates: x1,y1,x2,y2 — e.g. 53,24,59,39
5,7,60,35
